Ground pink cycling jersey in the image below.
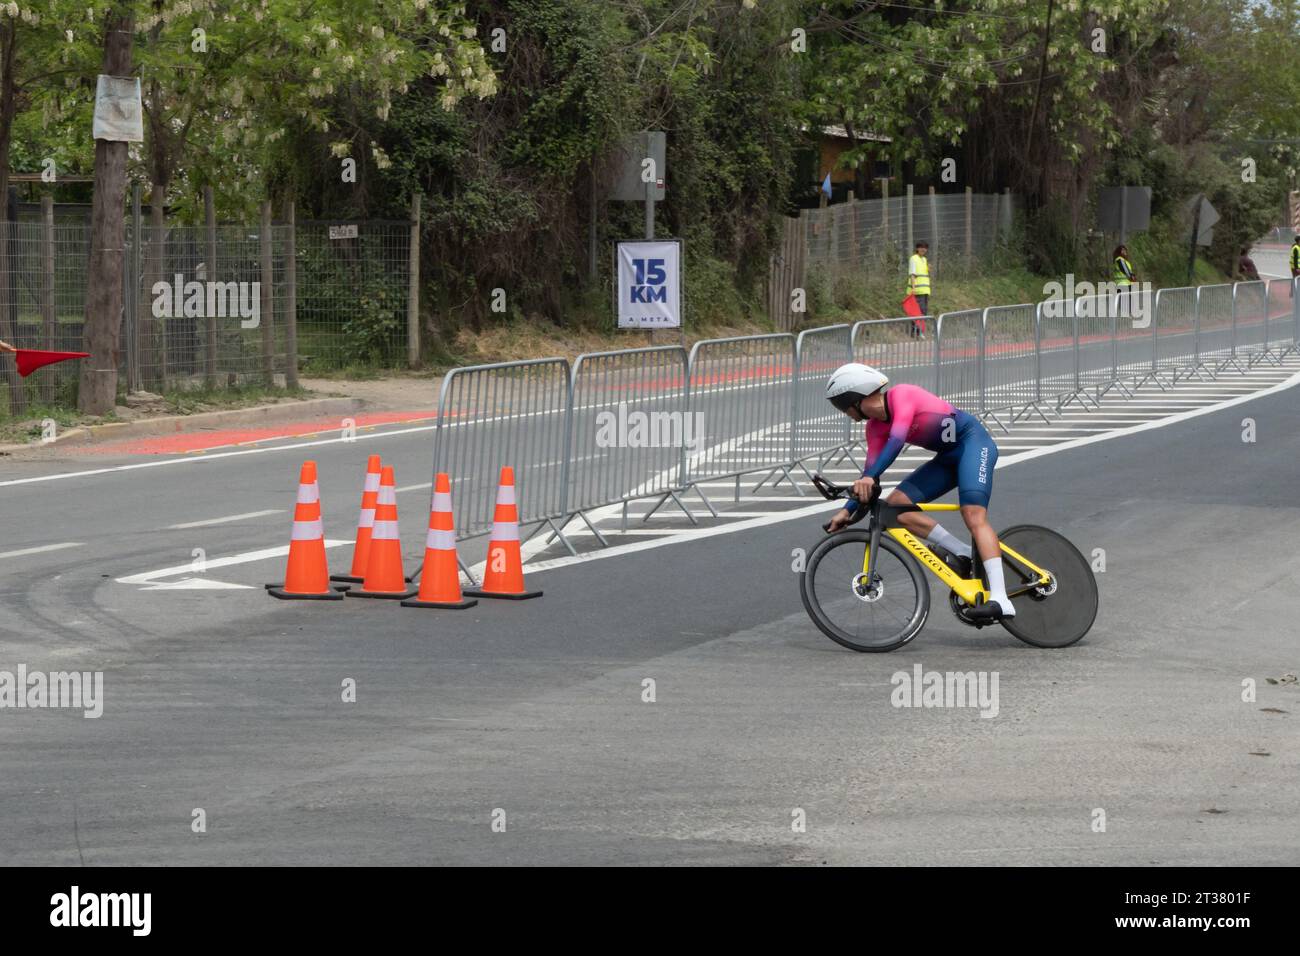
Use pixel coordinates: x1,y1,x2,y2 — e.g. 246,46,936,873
863,383,970,480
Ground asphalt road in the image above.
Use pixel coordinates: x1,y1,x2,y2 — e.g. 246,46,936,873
1,365,1297,864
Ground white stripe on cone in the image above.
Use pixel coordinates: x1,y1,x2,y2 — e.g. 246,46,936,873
291,519,324,540
363,474,380,491
358,509,375,528
378,486,397,505
490,521,520,542
432,491,452,511
425,528,457,551
496,485,516,506
297,483,320,504
372,520,400,539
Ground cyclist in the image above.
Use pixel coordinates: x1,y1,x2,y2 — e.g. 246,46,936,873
824,363,1015,621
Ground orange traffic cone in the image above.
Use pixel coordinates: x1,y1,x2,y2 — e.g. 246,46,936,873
464,466,542,600
268,460,344,601
345,465,416,600
331,454,382,585
402,473,477,610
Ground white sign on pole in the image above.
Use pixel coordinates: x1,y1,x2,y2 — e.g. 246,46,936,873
615,240,681,329
92,75,144,143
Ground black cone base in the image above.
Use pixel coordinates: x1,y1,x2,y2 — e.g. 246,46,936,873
400,596,479,610
345,587,418,600
462,587,542,601
268,581,349,593
268,587,345,601
329,574,364,584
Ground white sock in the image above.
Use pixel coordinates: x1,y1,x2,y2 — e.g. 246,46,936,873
927,525,971,559
982,558,1016,616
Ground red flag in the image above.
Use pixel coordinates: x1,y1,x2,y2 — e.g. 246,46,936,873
13,349,90,378
901,294,923,317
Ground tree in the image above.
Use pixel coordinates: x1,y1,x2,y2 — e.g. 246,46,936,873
78,4,134,415
0,2,96,415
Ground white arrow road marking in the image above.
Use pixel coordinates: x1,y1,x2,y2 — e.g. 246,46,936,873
116,540,351,590
139,577,255,591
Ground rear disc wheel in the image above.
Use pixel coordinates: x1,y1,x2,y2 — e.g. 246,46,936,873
995,525,1098,648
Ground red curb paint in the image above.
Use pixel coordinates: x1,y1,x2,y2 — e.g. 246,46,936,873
70,409,441,456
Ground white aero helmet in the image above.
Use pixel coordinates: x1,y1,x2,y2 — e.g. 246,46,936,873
826,362,889,411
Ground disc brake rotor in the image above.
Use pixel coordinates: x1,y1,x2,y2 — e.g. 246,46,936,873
851,572,883,603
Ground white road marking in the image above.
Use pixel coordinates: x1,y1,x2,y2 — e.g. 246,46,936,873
168,510,283,529
0,542,84,560
117,540,351,588
139,578,255,591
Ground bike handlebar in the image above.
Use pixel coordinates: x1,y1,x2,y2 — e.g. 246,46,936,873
811,473,877,533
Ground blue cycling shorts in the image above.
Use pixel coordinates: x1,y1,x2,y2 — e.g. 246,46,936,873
895,419,998,508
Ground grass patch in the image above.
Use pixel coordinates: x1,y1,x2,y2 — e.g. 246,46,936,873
156,383,313,415
0,402,115,446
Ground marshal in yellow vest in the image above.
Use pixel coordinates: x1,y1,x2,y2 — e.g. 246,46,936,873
908,253,930,296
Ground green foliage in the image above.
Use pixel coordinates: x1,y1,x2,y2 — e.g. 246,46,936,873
682,252,752,328
344,276,408,365
3,0,1295,401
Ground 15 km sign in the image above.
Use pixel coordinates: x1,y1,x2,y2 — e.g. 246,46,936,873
615,239,682,329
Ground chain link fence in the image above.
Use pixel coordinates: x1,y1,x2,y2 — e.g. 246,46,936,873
1,209,411,414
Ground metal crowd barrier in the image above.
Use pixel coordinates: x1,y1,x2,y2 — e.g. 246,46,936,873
1152,286,1196,384
1266,278,1297,359
1071,293,1117,403
1197,283,1235,372
684,333,797,500
789,324,853,479
1233,280,1270,368
935,308,983,412
431,358,572,551
427,278,1300,556
567,345,693,534
1035,298,1077,409
981,303,1040,426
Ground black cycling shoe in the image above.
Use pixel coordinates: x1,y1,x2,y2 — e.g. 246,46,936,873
949,554,974,580
964,599,1014,624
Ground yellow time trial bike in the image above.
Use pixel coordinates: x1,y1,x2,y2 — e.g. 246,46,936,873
800,474,1098,653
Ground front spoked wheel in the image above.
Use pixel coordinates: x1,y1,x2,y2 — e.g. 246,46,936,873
800,531,929,652
996,525,1098,648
